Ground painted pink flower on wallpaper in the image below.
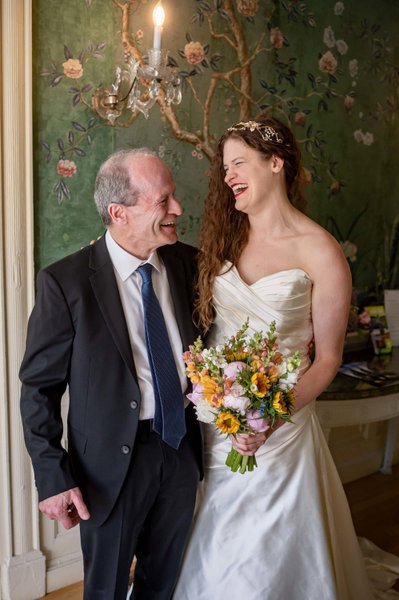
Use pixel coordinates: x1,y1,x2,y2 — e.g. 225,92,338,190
236,0,259,18
319,51,338,74
56,159,77,178
62,58,84,79
184,42,205,65
270,27,284,49
40,40,106,203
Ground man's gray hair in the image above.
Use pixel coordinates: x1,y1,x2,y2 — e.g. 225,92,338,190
94,148,158,226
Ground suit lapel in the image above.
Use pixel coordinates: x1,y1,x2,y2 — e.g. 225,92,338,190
88,237,138,380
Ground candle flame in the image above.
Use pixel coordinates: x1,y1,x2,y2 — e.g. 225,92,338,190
153,2,165,27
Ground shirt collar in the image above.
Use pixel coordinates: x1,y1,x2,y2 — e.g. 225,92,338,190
105,230,162,282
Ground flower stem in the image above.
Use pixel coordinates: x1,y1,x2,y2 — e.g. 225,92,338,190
225,448,258,474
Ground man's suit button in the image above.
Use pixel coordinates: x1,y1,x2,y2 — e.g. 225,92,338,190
130,401,138,410
121,445,130,455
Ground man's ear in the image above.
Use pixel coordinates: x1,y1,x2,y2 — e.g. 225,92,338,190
108,203,127,225
271,155,284,173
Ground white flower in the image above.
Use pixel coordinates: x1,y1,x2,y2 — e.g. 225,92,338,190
353,129,364,143
336,39,348,55
278,371,299,391
202,347,227,369
223,394,250,414
323,26,336,49
349,58,358,78
340,240,358,262
334,2,345,16
363,132,374,146
353,129,374,146
193,398,215,423
274,360,288,378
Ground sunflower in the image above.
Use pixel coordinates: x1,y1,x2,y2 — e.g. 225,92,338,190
215,412,241,434
285,389,296,407
225,349,248,361
201,375,221,403
272,391,288,415
251,372,270,397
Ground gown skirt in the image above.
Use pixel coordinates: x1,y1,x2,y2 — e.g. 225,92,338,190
173,264,399,600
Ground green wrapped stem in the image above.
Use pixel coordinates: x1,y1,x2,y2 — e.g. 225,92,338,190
225,448,258,474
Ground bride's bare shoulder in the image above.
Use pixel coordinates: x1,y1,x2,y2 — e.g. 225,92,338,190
295,213,349,276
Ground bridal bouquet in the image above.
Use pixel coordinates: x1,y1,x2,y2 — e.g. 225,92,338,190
183,320,301,474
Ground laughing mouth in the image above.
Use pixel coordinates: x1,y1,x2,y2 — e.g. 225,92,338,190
231,183,248,197
160,221,176,228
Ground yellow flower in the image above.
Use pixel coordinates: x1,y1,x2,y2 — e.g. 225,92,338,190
251,372,270,398
267,365,279,381
225,349,248,361
273,391,288,415
201,375,221,403
250,357,263,371
216,412,241,434
286,389,296,406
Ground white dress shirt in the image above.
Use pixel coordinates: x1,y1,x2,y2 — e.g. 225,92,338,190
105,230,187,420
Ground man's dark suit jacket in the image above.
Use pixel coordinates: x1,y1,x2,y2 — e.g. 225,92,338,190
20,236,203,526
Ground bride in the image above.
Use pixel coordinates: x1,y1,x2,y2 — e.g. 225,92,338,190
173,116,390,599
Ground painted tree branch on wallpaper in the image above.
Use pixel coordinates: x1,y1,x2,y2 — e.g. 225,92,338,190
37,0,399,291
40,1,396,199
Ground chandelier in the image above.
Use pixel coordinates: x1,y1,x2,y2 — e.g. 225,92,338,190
92,1,183,123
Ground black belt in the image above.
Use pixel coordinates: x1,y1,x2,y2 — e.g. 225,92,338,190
136,419,154,440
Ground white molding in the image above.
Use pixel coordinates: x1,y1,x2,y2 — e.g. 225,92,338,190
0,1,46,598
1,551,45,600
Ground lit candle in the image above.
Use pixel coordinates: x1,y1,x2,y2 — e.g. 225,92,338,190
152,1,165,50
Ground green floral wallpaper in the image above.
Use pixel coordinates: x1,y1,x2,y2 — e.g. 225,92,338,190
33,0,399,299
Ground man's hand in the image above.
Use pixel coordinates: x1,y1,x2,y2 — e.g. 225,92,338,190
38,487,90,530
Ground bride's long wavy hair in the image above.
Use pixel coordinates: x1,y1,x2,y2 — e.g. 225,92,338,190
194,114,307,333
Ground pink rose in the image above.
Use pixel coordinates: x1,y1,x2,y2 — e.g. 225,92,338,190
62,58,83,79
186,384,204,405
184,42,205,65
246,410,270,432
224,361,246,381
56,159,77,178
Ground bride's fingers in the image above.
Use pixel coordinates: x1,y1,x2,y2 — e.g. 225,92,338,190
230,432,267,454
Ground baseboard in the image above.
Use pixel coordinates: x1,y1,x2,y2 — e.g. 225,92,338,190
1,550,45,600
46,551,83,594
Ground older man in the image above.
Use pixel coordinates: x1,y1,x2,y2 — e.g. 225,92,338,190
20,149,202,599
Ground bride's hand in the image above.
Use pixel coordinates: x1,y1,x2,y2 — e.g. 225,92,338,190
230,432,268,456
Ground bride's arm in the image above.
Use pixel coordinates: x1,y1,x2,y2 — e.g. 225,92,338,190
292,235,352,411
232,234,352,455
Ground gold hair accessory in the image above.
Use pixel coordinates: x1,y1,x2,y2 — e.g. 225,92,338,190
227,120,284,144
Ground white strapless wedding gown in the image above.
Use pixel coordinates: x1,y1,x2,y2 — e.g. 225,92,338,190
174,265,399,600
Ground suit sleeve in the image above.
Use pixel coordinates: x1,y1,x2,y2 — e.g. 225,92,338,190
20,268,77,501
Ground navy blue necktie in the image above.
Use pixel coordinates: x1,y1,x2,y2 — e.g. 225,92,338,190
137,263,186,449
